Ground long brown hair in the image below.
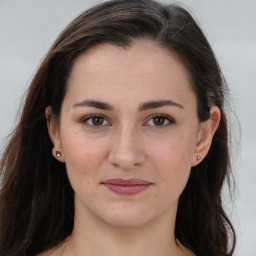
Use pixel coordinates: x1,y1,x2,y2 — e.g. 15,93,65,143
0,1,236,255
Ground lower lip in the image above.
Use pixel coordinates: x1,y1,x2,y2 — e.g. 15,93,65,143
103,184,151,195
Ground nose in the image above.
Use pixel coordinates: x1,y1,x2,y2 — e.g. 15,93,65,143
108,125,146,170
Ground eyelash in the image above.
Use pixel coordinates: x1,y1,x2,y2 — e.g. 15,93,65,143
143,114,175,128
80,114,175,128
81,114,110,127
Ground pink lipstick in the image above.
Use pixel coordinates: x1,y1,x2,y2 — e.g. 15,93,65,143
102,178,152,195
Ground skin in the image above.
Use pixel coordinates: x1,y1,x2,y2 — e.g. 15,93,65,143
44,40,220,256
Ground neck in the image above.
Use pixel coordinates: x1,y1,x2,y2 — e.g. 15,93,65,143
63,199,181,256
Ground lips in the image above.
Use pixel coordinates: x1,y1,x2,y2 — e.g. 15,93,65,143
102,178,152,195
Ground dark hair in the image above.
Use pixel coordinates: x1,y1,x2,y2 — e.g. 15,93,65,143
0,0,236,255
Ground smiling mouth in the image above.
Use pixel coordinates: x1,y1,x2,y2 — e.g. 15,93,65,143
101,178,152,195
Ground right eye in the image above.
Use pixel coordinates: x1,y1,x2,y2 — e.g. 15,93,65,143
81,114,111,127
143,114,175,128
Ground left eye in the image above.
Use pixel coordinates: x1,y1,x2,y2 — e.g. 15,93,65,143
81,115,110,127
144,114,175,127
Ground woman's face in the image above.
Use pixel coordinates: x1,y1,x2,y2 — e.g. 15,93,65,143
50,40,214,227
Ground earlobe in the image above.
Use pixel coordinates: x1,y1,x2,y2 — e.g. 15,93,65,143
45,106,65,163
52,148,65,163
192,106,221,166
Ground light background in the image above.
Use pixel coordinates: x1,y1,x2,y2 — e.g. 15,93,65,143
0,0,255,255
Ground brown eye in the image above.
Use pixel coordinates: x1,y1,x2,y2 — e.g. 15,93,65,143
82,115,110,127
144,114,175,128
152,117,165,126
92,116,104,126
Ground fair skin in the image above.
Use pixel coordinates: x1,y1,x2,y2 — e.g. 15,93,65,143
43,40,220,256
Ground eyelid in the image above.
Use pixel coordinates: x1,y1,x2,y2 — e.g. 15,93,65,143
80,113,175,128
143,113,176,127
81,114,111,127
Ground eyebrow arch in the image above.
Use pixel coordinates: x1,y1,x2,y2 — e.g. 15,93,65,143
73,100,113,110
72,99,184,111
139,100,184,111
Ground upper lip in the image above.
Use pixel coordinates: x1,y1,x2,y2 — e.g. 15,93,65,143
102,178,152,185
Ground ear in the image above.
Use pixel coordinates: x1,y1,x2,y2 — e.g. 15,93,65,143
45,106,65,163
192,106,221,166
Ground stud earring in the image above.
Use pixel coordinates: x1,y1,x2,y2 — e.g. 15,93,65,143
196,156,201,161
56,151,62,158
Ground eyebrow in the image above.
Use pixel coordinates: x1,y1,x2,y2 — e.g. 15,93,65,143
139,100,184,111
73,99,184,111
73,100,113,110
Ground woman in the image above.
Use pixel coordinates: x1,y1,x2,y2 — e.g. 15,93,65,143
0,0,236,255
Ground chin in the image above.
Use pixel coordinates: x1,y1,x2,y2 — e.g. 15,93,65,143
97,203,159,228
103,214,152,228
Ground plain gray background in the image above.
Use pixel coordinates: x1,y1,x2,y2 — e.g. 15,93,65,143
0,0,255,255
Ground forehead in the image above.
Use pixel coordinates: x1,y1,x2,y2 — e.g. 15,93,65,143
65,40,196,108
70,40,187,79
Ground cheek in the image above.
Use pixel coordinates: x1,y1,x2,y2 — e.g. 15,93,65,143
149,134,196,180
153,135,194,161
61,132,110,198
60,129,109,176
